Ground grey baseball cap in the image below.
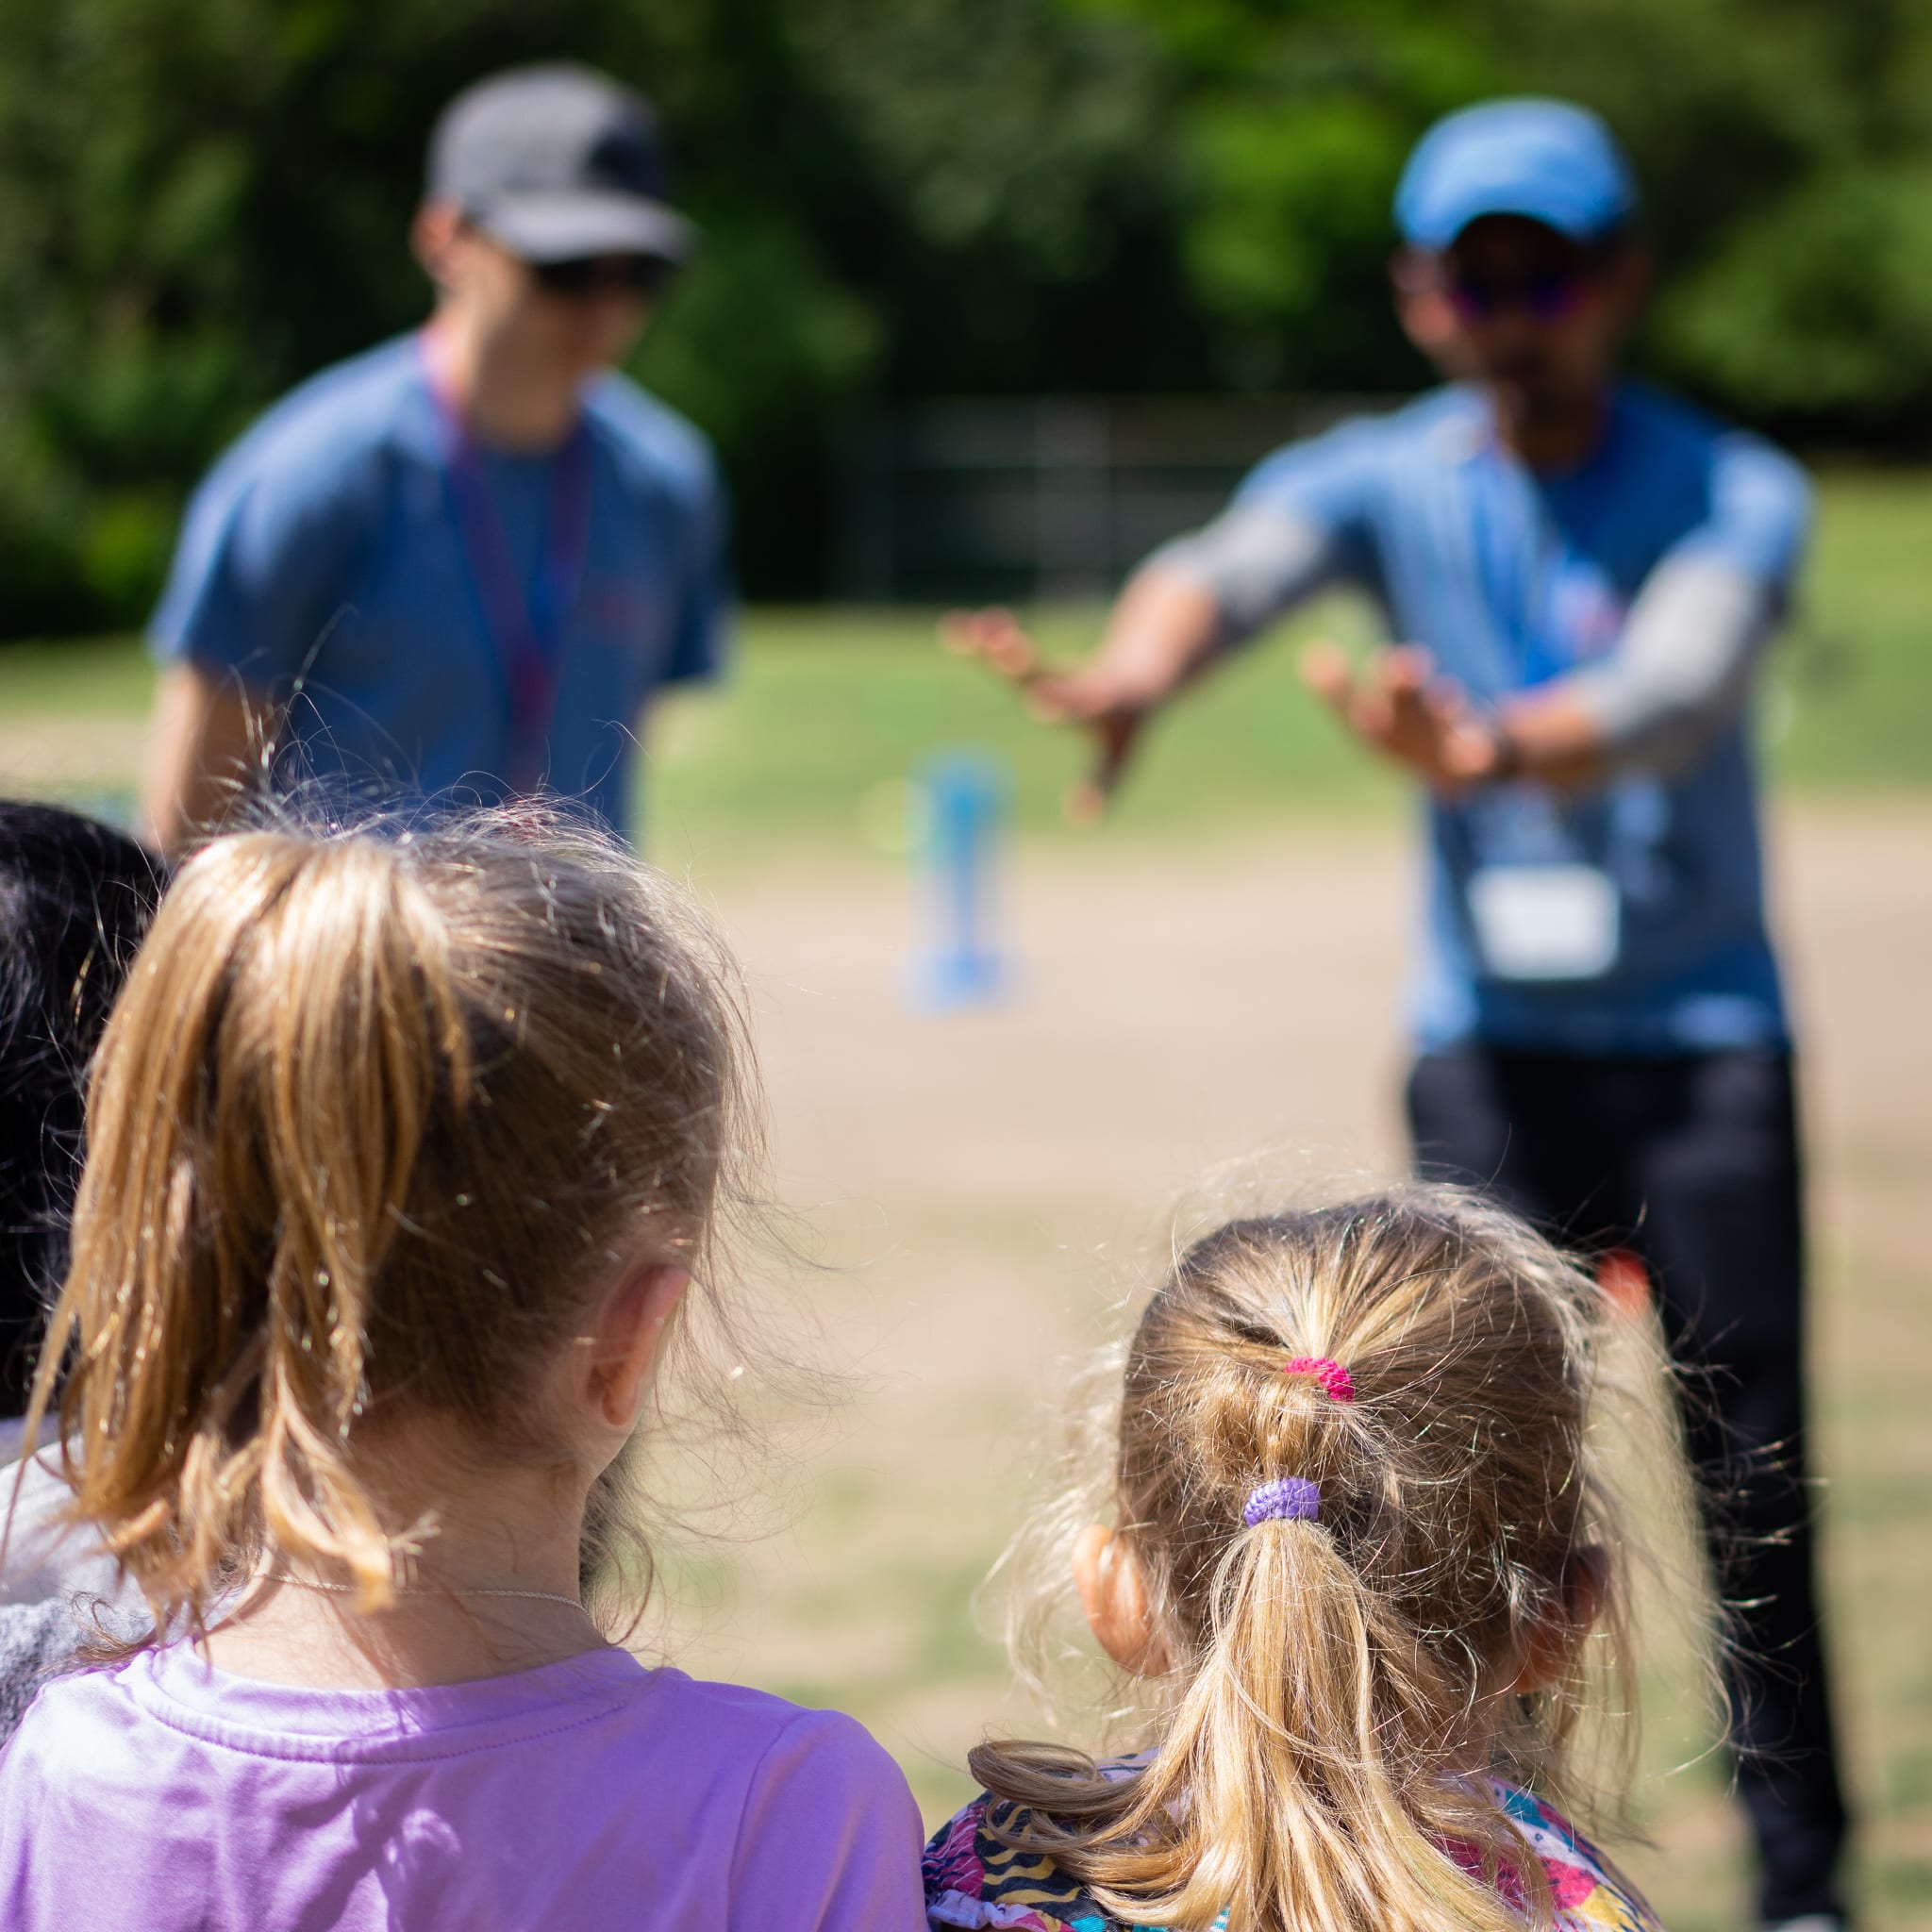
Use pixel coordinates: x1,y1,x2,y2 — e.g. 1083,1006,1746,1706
428,63,695,264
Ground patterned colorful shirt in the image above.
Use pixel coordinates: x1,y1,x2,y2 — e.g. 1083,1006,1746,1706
924,1773,1663,1931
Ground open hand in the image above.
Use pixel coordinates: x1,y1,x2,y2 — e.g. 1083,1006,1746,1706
1299,642,1503,791
941,608,1152,823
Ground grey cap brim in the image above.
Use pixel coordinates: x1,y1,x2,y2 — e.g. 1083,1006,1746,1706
473,192,696,264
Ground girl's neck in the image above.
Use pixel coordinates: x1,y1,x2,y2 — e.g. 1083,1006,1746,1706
203,1431,604,1690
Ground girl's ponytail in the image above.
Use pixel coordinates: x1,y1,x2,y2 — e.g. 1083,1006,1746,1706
25,808,751,1639
975,1196,1636,1931
242,838,471,1601
1108,1509,1519,1932
31,835,469,1616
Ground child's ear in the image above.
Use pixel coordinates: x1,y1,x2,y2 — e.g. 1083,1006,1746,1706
1074,1524,1166,1678
1513,1547,1607,1693
584,1263,690,1432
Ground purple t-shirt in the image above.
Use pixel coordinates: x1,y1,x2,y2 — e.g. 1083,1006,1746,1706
0,1641,926,1929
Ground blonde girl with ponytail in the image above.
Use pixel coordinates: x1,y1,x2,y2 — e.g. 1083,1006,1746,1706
0,807,925,1932
925,1189,1684,1932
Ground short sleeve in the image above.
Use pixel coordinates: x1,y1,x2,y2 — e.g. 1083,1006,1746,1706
149,445,375,691
728,1707,926,1931
1230,415,1390,585
660,451,732,687
1669,431,1812,592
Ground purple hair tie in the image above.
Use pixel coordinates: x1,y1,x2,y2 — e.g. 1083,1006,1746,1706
1242,1476,1321,1527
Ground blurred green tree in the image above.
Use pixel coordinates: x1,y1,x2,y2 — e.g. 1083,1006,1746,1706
1,0,1927,633
1083,0,1932,414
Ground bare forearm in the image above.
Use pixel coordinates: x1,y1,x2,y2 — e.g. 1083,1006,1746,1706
142,663,270,855
1086,565,1227,709
1490,688,1612,789
1105,501,1346,717
947,499,1340,813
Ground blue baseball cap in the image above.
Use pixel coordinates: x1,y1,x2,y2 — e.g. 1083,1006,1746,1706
1394,99,1638,251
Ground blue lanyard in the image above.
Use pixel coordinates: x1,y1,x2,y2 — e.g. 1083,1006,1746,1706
421,333,592,791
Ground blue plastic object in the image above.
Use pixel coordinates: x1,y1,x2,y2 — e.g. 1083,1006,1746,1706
908,751,1009,1011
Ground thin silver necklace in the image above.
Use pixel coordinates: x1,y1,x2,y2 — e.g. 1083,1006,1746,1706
258,1573,586,1613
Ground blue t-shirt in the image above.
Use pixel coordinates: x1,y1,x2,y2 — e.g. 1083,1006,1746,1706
150,335,729,836
1238,381,1811,1055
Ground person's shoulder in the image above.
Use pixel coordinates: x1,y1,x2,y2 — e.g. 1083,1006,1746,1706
1613,378,1741,455
0,1603,89,1738
1490,1781,1667,1931
1241,386,1473,504
1613,382,1812,575
1313,384,1477,454
226,337,423,465
641,1667,844,1736
924,1769,1142,1932
924,1790,1095,1931
582,373,722,508
191,337,424,517
1617,382,1811,508
648,1671,908,1792
0,1648,133,1757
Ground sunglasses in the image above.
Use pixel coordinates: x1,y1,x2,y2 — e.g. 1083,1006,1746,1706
530,254,672,300
1444,268,1593,325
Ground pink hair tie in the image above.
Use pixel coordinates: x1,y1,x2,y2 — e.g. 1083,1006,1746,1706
1281,1356,1355,1403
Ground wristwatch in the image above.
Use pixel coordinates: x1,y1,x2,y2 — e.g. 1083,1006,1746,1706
1487,724,1524,783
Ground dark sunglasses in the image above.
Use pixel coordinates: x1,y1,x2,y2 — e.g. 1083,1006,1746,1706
530,254,673,300
1445,267,1592,325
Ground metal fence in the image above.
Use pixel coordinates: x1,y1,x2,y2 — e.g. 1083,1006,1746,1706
832,393,1398,604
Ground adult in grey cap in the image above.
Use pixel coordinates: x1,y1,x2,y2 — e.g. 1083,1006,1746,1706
953,98,1848,1931
143,64,726,851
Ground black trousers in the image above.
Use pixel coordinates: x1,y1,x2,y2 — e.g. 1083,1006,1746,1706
1407,1047,1849,1925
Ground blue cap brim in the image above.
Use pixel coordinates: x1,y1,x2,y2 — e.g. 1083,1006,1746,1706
1402,186,1618,250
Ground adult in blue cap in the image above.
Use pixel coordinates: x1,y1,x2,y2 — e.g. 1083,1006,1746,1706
952,98,1847,1930
142,64,726,851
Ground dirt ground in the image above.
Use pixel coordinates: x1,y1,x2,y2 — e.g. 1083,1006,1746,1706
668,803,1932,1932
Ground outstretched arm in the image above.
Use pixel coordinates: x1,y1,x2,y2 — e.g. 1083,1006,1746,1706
1497,555,1782,783
1303,557,1787,794
945,502,1345,816
944,570,1221,819
1327,433,1813,794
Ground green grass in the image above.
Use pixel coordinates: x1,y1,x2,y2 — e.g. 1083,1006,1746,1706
1764,473,1932,793
3,470,1929,861
0,636,158,715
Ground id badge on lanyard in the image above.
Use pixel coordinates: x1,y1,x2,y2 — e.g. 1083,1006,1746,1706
422,333,592,792
1464,455,1621,981
1468,861,1620,980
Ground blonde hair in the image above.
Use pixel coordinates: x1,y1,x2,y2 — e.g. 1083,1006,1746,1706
973,1187,1662,1932
21,804,758,1636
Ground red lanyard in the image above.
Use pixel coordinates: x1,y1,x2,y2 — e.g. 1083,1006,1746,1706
420,331,592,791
